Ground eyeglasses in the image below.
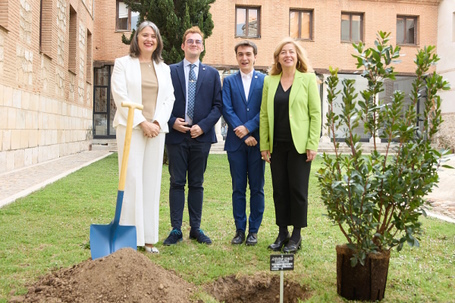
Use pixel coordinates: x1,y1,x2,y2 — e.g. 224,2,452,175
186,39,203,45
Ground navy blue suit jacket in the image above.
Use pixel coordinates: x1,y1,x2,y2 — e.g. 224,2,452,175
222,70,265,152
166,61,222,144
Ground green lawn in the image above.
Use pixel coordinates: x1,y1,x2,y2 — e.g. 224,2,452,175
0,154,454,302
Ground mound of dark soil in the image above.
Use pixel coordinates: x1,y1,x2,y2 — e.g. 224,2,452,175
9,248,195,303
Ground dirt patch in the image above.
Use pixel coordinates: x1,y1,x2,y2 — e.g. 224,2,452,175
205,272,311,303
9,248,195,303
9,248,311,303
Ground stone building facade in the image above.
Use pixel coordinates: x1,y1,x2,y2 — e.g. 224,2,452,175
0,0,94,174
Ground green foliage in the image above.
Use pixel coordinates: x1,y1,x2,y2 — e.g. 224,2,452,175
317,31,451,266
121,0,215,63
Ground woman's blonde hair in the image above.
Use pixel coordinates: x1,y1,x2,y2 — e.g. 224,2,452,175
129,21,163,63
269,37,313,75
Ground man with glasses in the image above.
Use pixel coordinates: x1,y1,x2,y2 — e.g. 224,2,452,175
164,26,222,246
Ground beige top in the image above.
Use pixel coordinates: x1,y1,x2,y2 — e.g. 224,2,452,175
140,62,158,120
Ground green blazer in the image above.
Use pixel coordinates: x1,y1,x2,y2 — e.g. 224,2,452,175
259,71,321,154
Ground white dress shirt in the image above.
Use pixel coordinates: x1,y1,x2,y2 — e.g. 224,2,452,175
240,69,254,102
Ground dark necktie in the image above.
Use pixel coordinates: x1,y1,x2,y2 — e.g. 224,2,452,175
187,64,196,120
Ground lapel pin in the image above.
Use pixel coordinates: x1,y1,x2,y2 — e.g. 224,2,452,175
254,75,258,78
203,67,206,71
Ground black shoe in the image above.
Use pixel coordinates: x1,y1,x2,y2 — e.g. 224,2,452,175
163,229,183,246
268,232,290,251
283,237,301,254
189,229,212,245
231,230,245,245
245,233,258,246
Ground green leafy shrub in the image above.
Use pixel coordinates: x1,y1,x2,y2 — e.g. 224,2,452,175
317,31,451,266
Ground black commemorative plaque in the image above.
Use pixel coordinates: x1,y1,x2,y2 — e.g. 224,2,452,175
270,254,294,271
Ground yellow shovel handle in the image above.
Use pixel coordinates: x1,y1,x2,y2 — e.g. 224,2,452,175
119,102,144,191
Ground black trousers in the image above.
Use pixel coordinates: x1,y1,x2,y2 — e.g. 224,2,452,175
166,137,211,230
270,141,312,228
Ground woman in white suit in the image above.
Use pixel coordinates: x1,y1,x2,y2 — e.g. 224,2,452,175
111,21,175,254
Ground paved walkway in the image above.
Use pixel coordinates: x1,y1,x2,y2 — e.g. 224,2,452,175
0,150,113,208
424,154,455,223
0,144,454,224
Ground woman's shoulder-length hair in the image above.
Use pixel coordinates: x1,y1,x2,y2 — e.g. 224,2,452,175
269,37,313,76
129,21,163,64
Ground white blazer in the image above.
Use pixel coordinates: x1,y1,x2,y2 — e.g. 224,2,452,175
111,55,175,133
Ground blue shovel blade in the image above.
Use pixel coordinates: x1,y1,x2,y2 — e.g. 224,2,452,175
90,223,137,260
89,190,137,260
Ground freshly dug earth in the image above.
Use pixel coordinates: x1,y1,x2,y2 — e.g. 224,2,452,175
206,272,311,303
10,248,311,302
9,248,195,303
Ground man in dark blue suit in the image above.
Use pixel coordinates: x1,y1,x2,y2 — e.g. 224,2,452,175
222,40,265,246
164,26,222,245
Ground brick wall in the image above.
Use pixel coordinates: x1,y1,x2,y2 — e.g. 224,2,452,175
92,0,440,72
204,0,440,74
92,0,130,64
0,0,94,174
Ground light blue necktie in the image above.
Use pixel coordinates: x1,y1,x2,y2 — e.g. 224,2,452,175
187,64,196,120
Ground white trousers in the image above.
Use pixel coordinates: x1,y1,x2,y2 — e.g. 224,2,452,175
116,125,165,246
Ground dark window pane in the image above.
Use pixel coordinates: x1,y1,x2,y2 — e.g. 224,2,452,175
109,95,116,136
94,88,108,112
118,18,128,30
94,66,109,86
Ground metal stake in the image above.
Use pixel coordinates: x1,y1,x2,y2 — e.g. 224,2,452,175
280,270,284,303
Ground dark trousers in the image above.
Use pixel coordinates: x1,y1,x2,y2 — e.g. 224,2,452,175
227,144,265,233
166,137,211,230
270,141,312,228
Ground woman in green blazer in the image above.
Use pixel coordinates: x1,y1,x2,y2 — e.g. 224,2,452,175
259,37,321,253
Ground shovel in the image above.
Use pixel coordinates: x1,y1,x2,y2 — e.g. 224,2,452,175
90,101,144,260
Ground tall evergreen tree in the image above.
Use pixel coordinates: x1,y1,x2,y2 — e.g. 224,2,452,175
122,0,215,64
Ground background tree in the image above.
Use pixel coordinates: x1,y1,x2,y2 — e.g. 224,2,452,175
122,0,215,64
